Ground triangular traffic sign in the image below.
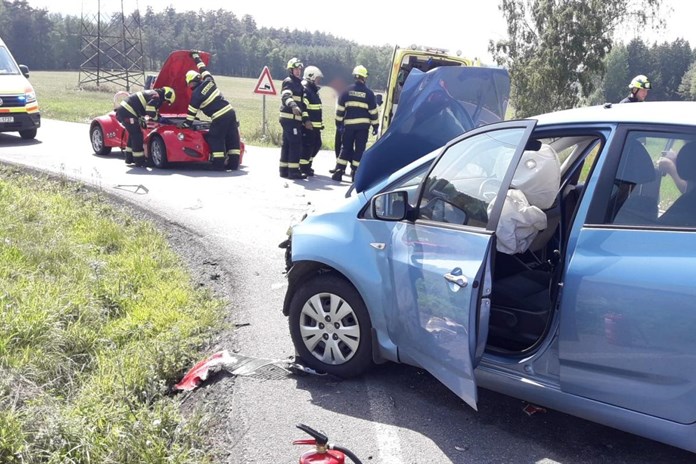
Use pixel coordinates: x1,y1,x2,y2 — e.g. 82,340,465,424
254,66,277,95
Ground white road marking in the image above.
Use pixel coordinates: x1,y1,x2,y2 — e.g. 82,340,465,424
367,384,405,464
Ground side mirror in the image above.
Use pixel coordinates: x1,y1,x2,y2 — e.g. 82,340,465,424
372,191,408,221
19,64,29,78
375,94,384,107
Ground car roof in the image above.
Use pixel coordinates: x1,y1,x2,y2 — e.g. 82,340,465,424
533,101,696,127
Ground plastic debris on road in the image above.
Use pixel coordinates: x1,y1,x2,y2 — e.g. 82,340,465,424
522,403,547,416
173,350,325,392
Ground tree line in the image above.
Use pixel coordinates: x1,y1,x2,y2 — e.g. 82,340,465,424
0,0,394,90
2,0,695,115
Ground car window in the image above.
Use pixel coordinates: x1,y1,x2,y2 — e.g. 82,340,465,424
604,131,696,228
417,127,526,227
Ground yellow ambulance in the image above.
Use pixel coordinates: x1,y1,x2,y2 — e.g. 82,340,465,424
0,37,40,139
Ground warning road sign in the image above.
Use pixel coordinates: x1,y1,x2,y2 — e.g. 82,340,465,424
254,66,277,95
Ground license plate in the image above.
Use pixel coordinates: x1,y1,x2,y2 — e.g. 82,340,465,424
0,116,13,123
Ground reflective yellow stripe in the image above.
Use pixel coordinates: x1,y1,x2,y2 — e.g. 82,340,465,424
200,89,220,108
345,118,371,125
299,159,310,165
306,103,322,110
335,116,344,122
292,96,302,102
137,93,147,108
279,161,289,167
369,108,379,115
288,162,300,168
227,149,240,155
345,101,368,109
311,122,322,128
197,61,205,69
120,101,138,116
133,151,145,158
336,104,345,111
337,159,348,166
280,112,302,121
211,105,233,119
212,151,225,158
0,107,36,113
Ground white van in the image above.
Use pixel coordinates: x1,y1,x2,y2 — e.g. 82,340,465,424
0,38,40,139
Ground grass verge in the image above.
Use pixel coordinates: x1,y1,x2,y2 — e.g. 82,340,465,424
0,165,222,463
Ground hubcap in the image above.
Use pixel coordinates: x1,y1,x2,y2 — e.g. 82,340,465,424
152,141,163,165
91,128,103,150
299,292,360,365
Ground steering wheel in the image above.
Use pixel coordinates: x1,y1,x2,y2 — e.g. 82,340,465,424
478,178,502,202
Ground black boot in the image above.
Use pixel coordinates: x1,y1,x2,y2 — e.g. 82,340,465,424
125,152,133,164
331,169,344,181
300,165,314,177
288,169,307,180
133,157,145,167
279,167,289,178
212,157,226,171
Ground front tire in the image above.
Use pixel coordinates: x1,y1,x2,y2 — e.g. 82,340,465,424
89,124,111,155
150,136,168,168
289,274,373,378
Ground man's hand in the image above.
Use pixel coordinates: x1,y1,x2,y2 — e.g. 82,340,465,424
304,121,313,130
138,117,148,129
372,126,378,136
190,50,200,59
291,105,302,116
178,120,192,129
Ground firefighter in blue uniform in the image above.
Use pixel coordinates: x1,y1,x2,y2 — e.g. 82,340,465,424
181,51,241,170
300,65,324,176
116,86,176,167
332,65,379,182
279,58,309,179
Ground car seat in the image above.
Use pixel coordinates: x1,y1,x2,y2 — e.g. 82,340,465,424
609,140,658,225
658,141,696,227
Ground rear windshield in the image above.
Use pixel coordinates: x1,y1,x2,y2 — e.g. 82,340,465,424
0,47,20,75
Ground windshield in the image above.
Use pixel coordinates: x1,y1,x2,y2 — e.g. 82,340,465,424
0,47,20,75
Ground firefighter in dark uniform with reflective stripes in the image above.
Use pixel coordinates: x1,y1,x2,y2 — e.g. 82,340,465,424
180,51,241,170
116,86,176,167
279,57,309,179
332,65,379,182
300,65,324,176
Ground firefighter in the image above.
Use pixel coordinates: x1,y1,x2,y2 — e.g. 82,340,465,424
180,51,241,170
279,57,309,179
300,65,324,176
116,86,176,167
332,65,379,182
620,75,651,103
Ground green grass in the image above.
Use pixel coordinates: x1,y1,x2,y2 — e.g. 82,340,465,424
31,71,341,150
0,166,223,463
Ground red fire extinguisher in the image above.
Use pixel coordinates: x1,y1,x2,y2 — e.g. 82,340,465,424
294,423,363,464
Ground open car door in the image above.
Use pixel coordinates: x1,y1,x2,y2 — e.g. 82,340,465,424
383,120,536,409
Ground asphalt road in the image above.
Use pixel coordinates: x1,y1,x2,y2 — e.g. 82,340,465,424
1,120,693,463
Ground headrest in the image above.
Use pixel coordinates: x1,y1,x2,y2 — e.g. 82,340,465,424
616,141,655,185
676,141,696,182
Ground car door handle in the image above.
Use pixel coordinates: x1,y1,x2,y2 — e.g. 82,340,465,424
444,273,468,288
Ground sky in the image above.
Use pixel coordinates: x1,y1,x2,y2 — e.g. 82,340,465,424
21,0,696,63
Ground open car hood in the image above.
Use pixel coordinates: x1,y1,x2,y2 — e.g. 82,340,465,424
152,50,211,116
354,66,510,192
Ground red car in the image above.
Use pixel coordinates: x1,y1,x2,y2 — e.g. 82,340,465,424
89,50,244,170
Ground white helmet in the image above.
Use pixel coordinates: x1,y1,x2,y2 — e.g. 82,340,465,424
303,65,323,83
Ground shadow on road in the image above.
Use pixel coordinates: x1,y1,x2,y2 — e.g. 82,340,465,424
0,133,42,146
292,363,694,464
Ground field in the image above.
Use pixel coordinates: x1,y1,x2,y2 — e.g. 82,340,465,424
30,71,341,150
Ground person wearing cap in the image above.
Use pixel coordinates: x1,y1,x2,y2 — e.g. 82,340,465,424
620,75,651,103
300,65,324,176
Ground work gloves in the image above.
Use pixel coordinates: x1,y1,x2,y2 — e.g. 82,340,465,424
138,117,147,129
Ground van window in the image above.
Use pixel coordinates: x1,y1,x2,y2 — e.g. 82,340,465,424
0,47,20,75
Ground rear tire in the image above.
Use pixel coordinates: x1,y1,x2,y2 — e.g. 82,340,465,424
19,128,37,140
89,124,111,155
289,274,373,378
150,136,168,168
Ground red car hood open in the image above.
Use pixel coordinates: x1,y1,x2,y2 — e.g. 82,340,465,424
152,50,211,116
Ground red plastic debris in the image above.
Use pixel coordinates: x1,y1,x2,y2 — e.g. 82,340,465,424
174,350,234,391
522,403,547,416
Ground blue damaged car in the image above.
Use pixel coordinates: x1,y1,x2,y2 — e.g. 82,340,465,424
281,66,696,453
